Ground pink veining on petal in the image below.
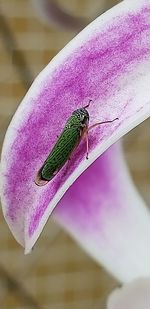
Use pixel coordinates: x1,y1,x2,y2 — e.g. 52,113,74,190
1,0,150,250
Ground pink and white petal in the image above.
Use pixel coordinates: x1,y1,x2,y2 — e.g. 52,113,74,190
1,0,150,254
107,277,150,309
54,143,150,283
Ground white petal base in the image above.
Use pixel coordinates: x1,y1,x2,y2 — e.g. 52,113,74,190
107,278,150,309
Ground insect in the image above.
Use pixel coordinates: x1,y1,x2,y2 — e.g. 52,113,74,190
35,100,118,186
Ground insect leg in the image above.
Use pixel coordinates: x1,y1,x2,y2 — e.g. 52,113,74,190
84,118,118,160
81,128,89,159
88,117,119,131
85,131,89,159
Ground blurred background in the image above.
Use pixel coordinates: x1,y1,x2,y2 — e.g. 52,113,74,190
0,0,150,308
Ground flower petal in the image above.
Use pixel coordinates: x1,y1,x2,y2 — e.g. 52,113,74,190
107,278,150,309
1,0,150,253
54,143,150,282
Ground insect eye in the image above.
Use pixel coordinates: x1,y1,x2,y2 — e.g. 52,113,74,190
81,115,86,123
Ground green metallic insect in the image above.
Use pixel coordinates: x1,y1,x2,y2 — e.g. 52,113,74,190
35,100,118,186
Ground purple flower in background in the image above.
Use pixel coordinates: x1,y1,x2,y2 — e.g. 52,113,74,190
1,0,150,288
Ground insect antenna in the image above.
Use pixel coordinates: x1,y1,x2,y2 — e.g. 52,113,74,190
88,117,119,131
83,99,93,109
84,117,119,159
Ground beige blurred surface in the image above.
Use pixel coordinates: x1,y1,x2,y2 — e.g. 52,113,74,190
0,0,150,308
